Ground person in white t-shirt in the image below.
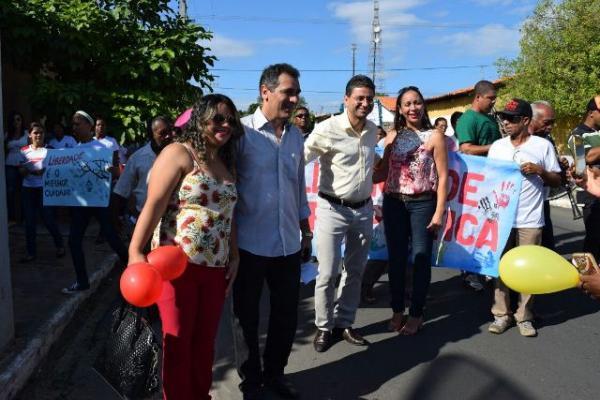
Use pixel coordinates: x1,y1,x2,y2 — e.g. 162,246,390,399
18,122,66,262
487,99,561,337
62,110,128,294
95,116,127,165
48,122,77,149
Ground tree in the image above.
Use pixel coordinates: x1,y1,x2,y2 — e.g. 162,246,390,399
0,0,216,142
497,0,600,120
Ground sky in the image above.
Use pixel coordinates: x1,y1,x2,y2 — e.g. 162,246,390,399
177,0,537,114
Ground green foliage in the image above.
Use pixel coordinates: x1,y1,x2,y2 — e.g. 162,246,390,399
0,0,216,143
244,103,261,116
496,0,600,119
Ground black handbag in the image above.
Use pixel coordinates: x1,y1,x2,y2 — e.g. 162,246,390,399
94,300,161,399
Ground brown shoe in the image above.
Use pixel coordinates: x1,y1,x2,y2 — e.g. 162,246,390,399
398,316,423,336
388,313,406,332
334,327,369,346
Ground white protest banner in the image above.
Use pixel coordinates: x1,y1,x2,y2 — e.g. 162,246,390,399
306,151,522,277
433,152,522,277
43,147,113,207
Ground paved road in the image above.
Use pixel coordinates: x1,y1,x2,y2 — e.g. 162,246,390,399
19,206,600,400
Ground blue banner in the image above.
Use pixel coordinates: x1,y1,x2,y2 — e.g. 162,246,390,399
43,147,113,207
432,152,522,277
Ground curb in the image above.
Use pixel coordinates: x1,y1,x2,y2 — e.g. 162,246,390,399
0,254,119,400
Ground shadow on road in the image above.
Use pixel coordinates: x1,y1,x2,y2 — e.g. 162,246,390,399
404,354,535,400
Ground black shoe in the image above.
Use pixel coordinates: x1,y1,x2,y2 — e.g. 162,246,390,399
61,282,90,294
56,247,66,258
264,375,299,399
19,254,36,263
313,329,334,353
241,382,264,400
333,327,369,346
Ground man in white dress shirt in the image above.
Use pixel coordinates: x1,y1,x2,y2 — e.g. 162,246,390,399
305,75,378,352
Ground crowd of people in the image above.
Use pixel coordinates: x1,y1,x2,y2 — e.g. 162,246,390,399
4,64,600,400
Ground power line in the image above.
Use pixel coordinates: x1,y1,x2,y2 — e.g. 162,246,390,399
191,14,510,30
213,86,341,94
212,86,442,98
212,64,490,73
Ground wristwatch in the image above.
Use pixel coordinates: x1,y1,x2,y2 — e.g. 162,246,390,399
302,231,314,239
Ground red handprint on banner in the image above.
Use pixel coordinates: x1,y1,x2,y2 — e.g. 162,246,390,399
493,181,515,209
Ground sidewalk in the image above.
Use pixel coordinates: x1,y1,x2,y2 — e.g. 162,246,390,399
0,220,119,400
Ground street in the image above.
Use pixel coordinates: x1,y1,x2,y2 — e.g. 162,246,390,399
19,206,600,400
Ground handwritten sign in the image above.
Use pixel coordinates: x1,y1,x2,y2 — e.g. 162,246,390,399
43,147,113,207
432,152,522,277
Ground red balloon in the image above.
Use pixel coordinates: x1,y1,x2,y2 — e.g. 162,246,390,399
147,245,188,281
120,263,163,307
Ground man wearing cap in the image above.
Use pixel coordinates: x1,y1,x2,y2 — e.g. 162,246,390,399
456,80,502,291
570,96,600,261
487,99,561,337
233,63,311,400
304,75,377,352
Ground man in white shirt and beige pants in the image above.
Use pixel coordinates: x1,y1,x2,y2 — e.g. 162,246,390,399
304,75,378,352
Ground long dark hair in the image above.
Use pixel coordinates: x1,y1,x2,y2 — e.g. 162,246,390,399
176,94,244,176
393,86,433,132
6,112,25,140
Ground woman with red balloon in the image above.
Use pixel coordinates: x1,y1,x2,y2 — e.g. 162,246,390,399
127,94,243,400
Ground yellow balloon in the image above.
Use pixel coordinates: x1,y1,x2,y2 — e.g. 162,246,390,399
499,245,579,294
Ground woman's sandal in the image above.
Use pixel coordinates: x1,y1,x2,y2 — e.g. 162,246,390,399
398,316,423,336
388,313,406,332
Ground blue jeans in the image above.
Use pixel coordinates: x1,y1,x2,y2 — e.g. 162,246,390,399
382,194,435,317
5,165,21,221
68,207,127,287
22,187,64,256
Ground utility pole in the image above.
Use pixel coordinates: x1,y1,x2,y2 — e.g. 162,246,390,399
179,0,187,18
372,38,377,83
351,43,357,77
0,32,15,353
368,0,384,93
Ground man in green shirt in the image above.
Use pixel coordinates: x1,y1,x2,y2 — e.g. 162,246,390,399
456,80,501,156
456,80,502,291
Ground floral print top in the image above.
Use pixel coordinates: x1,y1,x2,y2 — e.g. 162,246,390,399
152,159,237,268
385,129,438,195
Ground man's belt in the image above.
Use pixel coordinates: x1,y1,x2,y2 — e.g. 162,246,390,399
318,191,371,209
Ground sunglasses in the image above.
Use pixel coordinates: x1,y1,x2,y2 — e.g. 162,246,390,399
295,113,309,119
500,114,524,124
212,114,237,126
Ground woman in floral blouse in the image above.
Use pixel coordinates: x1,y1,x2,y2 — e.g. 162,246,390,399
128,94,244,400
373,86,448,336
